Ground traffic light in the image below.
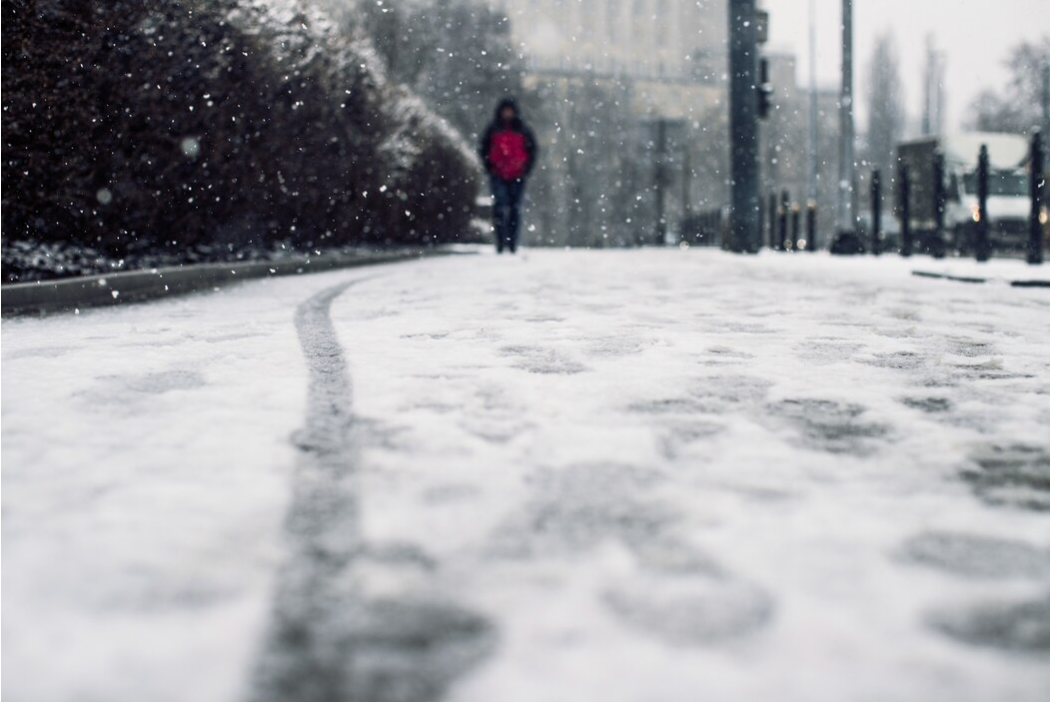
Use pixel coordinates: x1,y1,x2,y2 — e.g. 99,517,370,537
758,57,773,120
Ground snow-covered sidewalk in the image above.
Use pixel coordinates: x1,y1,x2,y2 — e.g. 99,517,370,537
3,249,1049,702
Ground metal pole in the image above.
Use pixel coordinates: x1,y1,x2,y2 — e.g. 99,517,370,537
899,163,912,257
807,202,817,252
1042,62,1050,164
976,144,991,262
654,119,667,246
769,192,778,248
728,0,761,253
934,49,945,136
759,194,767,248
837,0,855,235
1029,130,1045,265
791,204,801,251
871,169,882,255
807,0,819,213
779,190,790,251
682,141,693,218
933,150,946,258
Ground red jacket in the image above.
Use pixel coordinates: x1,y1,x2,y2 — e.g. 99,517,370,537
479,113,538,181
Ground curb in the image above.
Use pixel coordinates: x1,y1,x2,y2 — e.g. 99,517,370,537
911,270,1050,288
911,271,987,284
2,248,469,316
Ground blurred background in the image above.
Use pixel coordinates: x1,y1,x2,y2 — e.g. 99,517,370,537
3,0,1048,276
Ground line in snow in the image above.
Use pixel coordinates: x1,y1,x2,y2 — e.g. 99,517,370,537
247,277,493,702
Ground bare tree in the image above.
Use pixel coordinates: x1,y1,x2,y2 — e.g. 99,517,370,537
346,0,530,145
865,32,904,179
968,37,1050,134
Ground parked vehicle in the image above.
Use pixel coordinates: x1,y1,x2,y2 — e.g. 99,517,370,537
896,132,1031,255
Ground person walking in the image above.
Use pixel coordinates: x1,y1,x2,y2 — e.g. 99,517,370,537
479,98,538,254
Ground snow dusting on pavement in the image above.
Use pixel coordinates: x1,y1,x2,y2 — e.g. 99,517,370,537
3,249,1049,702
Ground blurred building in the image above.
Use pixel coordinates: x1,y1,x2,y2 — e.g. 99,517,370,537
759,51,842,249
493,0,731,246
500,0,726,117
501,0,726,82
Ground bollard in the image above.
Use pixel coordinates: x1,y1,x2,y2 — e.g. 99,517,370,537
779,190,790,251
791,204,801,251
1030,130,1045,265
976,144,991,262
899,163,912,257
760,193,768,247
807,202,817,252
769,192,778,249
933,151,946,258
654,118,668,246
871,169,882,256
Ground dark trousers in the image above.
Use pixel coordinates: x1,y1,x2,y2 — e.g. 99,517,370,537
491,176,525,253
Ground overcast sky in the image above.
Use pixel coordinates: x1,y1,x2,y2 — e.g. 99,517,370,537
760,0,1049,134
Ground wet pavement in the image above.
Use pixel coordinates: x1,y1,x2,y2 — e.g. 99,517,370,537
3,250,1049,701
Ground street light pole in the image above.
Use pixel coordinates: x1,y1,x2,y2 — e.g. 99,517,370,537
728,0,761,253
837,0,856,237
807,0,819,244
1042,61,1049,163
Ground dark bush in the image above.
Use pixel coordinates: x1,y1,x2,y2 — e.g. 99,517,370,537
1,0,480,276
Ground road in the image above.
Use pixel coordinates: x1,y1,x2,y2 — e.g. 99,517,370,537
3,249,1049,702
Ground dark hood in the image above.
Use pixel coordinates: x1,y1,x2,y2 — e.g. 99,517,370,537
494,98,523,128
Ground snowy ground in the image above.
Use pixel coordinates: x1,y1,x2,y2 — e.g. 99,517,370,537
3,249,1049,702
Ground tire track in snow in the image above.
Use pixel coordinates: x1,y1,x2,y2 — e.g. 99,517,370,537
249,278,493,702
